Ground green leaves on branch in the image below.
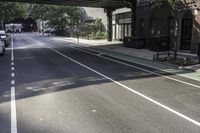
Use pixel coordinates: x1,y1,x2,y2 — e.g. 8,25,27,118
29,4,79,29
151,0,179,20
0,2,28,22
151,0,179,10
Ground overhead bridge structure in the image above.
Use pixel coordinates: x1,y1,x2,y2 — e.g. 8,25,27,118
2,0,137,41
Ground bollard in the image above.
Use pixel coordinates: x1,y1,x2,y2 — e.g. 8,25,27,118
186,57,189,65
198,43,200,57
156,53,159,60
198,43,200,63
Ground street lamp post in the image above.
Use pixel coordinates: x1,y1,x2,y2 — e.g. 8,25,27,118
77,19,80,44
76,9,81,44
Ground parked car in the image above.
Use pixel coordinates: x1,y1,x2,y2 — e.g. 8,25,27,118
0,30,11,47
0,40,5,56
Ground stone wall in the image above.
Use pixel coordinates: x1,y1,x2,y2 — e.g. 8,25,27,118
191,1,200,53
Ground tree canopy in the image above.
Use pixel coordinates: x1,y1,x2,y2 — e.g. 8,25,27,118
0,2,28,23
151,0,179,20
29,4,80,29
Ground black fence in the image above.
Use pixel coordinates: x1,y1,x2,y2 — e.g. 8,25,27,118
153,51,200,66
148,35,170,52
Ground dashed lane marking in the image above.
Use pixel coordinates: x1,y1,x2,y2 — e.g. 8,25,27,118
11,80,15,85
11,73,15,78
11,87,17,133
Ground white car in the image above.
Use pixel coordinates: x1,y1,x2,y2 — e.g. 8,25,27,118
0,30,11,47
0,40,5,56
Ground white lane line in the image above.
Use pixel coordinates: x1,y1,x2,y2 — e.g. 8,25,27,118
11,33,17,133
11,80,15,85
49,37,200,82
11,34,14,61
44,38,200,90
97,53,103,56
11,86,17,133
31,38,200,127
11,73,15,78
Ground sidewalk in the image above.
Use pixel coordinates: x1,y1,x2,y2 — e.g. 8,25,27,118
50,36,200,81
52,37,156,60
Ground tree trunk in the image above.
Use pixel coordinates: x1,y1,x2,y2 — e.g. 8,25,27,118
174,19,178,59
173,10,179,60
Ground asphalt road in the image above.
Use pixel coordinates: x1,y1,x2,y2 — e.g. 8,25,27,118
0,33,200,133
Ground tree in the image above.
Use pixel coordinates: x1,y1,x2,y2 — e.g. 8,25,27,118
94,18,104,33
29,4,79,30
29,4,50,21
0,2,28,29
79,18,106,40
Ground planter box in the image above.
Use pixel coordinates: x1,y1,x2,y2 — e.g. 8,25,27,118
123,36,146,49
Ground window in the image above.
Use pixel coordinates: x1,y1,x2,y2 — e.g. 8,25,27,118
149,18,156,35
137,0,150,5
112,15,116,20
125,12,132,18
169,17,175,34
139,19,145,34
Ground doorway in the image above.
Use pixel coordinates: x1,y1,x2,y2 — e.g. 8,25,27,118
180,13,193,51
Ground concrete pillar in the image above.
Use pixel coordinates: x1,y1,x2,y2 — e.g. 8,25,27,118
105,9,113,42
125,0,137,36
131,2,137,36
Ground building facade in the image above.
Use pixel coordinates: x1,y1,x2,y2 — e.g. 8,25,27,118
135,0,200,53
112,8,132,41
84,0,200,53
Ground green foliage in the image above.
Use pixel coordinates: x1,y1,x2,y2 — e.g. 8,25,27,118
151,0,179,20
29,4,79,29
96,31,104,36
79,18,106,40
79,24,93,37
151,0,177,8
29,4,50,20
0,2,28,22
94,18,104,32
92,31,107,40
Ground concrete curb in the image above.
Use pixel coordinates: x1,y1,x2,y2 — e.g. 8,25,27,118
49,36,200,81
